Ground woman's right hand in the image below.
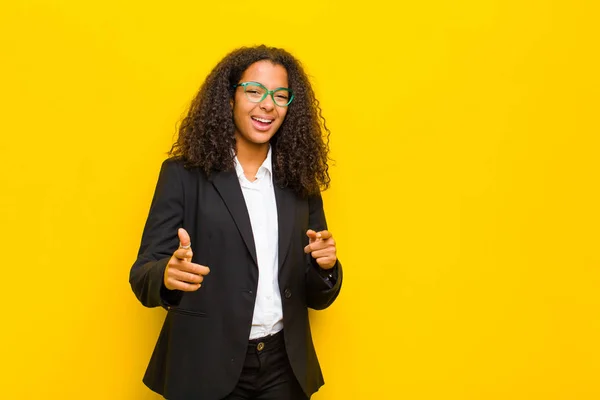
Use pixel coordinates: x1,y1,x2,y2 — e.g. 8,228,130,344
163,228,210,291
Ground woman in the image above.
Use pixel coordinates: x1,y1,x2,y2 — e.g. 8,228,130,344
130,45,342,400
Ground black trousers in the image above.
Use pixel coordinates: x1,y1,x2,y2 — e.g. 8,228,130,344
222,330,308,400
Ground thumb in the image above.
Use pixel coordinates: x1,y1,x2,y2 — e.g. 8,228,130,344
178,228,191,249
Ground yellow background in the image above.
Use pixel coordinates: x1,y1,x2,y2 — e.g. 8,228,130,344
1,0,599,399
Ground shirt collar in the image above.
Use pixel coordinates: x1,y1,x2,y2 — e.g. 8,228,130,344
234,146,273,180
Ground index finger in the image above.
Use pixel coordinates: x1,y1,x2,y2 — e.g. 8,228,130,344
180,261,210,276
306,229,318,239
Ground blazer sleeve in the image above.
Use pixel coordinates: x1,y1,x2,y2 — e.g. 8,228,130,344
129,159,185,309
305,193,343,310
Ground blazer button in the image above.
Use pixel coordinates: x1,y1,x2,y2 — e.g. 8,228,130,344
284,288,292,299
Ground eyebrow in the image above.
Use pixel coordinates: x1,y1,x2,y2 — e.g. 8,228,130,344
243,81,290,90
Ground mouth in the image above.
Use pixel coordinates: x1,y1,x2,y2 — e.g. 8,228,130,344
251,116,274,131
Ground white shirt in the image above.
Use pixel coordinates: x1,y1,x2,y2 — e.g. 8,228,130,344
234,148,284,339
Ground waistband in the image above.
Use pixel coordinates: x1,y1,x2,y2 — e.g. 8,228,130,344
247,330,284,353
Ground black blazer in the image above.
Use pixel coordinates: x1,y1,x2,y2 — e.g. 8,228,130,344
130,158,343,400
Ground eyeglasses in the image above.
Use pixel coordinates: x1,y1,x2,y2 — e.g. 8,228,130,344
234,82,294,107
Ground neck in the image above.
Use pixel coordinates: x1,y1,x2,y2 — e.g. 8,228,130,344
236,141,269,180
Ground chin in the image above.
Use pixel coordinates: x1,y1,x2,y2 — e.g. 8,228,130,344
251,137,273,145
250,131,275,143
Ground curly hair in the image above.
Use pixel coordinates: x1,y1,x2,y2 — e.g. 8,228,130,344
169,45,331,197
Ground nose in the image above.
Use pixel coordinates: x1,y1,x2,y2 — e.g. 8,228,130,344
259,95,275,111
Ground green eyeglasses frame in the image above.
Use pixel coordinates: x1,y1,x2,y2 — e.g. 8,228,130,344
233,81,294,107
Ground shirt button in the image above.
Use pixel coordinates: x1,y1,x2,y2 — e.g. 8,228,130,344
284,289,292,299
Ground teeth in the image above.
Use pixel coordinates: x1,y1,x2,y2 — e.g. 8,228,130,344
252,117,272,123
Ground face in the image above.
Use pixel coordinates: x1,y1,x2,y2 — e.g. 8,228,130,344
232,60,289,152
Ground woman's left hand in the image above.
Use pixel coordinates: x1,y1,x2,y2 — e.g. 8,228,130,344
304,229,337,270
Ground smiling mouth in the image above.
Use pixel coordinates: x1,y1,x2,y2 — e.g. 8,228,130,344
252,116,273,124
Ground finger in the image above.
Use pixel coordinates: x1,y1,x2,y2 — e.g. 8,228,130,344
174,248,193,261
306,229,318,243
169,268,205,284
304,241,324,253
166,278,201,292
310,248,336,259
178,228,191,250
317,230,332,240
304,238,335,254
178,261,210,276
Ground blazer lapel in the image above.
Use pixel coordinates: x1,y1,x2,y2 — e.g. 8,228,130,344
274,184,296,272
210,170,258,266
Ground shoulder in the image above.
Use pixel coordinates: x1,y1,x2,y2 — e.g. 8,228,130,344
308,192,324,208
160,156,185,171
160,157,205,180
